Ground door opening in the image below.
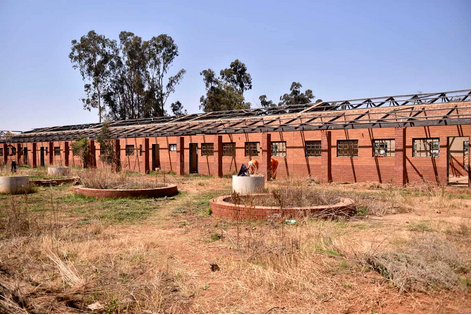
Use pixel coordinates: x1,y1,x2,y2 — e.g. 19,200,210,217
189,143,198,174
23,147,28,165
447,136,470,185
40,147,45,167
151,144,160,171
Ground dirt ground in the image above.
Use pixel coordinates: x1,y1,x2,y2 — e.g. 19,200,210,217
0,172,470,314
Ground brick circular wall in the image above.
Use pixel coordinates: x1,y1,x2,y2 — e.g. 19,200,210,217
73,185,178,199
210,194,355,221
31,177,79,187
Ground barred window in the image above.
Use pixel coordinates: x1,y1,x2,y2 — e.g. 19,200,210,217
54,146,61,156
126,145,135,156
201,143,214,156
413,138,440,157
305,141,321,157
169,144,177,151
245,142,260,156
271,141,286,157
373,139,395,157
222,142,236,156
337,140,358,157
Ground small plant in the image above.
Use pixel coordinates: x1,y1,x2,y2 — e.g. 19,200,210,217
71,138,90,168
97,122,118,168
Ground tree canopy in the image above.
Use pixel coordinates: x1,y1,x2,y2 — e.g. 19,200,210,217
70,31,186,121
258,82,321,108
199,60,252,112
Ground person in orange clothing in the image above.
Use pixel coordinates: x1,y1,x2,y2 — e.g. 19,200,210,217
248,159,259,175
270,157,279,180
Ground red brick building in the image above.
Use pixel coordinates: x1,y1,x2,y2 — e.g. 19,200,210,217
2,90,470,186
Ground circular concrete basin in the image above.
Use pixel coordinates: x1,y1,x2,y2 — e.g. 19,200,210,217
0,176,30,194
73,184,178,199
232,175,265,194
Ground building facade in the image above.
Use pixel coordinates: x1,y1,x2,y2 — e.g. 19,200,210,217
1,90,470,186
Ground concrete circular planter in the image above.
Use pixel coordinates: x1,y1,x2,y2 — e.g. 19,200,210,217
0,176,30,194
48,167,70,176
31,177,79,187
232,175,265,195
210,193,356,221
73,184,178,199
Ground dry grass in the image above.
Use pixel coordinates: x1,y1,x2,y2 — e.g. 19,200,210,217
78,168,168,189
0,174,470,313
365,234,467,292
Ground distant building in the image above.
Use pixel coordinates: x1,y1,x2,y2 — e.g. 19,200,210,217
2,89,470,186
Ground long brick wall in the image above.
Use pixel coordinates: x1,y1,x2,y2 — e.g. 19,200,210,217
1,123,470,187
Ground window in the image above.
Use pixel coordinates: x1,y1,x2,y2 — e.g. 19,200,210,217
271,141,286,157
337,140,358,157
54,146,61,156
9,146,16,156
305,141,321,157
413,138,440,157
169,144,177,151
201,143,214,156
100,147,105,156
222,142,236,156
139,145,143,156
245,142,260,156
373,139,395,157
126,145,135,156
0,148,3,156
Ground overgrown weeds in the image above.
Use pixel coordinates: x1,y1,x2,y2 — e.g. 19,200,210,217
78,168,169,189
365,234,468,292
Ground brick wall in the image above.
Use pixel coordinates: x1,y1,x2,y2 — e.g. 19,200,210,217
7,124,471,185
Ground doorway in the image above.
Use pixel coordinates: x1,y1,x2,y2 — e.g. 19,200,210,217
447,136,470,185
189,143,198,174
151,144,160,171
40,147,45,167
23,147,28,165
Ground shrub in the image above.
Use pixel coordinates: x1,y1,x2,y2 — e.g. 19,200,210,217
71,138,89,168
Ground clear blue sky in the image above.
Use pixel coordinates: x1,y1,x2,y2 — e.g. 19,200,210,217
0,0,470,131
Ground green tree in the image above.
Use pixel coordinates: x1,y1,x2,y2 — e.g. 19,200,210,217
219,59,252,93
278,82,316,106
199,60,252,112
170,101,187,116
259,95,275,108
71,31,186,121
69,31,117,123
145,35,186,117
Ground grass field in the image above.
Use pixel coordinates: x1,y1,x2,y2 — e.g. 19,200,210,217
0,170,470,313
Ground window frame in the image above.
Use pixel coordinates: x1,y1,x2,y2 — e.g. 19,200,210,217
305,140,322,157
245,142,260,156
413,138,440,158
337,140,359,157
54,146,61,156
271,141,287,157
222,142,236,157
372,139,395,157
169,144,177,152
125,145,135,156
201,143,214,156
